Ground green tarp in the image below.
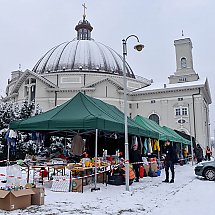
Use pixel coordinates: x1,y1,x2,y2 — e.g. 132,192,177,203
134,115,190,145
162,126,191,145
10,92,158,138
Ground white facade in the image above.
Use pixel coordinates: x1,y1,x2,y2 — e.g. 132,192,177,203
3,16,212,152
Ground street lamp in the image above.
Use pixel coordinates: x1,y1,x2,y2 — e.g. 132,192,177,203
122,35,144,191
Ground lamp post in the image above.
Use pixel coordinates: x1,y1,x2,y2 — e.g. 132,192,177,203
122,35,144,191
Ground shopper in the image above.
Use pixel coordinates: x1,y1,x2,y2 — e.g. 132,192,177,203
206,146,212,161
162,139,176,183
195,144,203,163
130,143,142,182
183,146,188,164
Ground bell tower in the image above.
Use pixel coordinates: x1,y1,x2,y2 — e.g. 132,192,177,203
169,38,199,84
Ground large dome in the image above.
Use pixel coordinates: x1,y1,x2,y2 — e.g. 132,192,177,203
33,14,135,78
32,39,135,78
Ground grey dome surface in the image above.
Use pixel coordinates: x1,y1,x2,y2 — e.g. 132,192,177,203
32,39,135,78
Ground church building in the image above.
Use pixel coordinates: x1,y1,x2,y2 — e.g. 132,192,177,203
3,13,212,150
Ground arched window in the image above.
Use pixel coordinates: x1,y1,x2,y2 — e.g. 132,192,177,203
149,114,160,125
181,57,187,68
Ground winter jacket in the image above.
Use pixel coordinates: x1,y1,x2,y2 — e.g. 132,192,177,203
164,144,176,163
195,146,203,159
130,150,142,163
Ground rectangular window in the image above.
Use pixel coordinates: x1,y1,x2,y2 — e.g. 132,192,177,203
129,113,132,118
151,100,155,104
137,103,139,109
175,108,181,116
182,107,188,116
178,98,183,101
129,104,132,109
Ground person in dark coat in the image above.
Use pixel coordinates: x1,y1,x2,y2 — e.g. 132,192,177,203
195,144,203,163
130,143,142,182
163,139,176,183
206,146,212,161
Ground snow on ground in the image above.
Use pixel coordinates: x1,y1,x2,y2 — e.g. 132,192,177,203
0,163,215,215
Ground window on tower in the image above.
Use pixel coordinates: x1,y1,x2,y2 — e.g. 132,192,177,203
181,57,187,68
175,107,188,116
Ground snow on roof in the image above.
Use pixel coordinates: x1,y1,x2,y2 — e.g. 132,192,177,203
133,78,207,93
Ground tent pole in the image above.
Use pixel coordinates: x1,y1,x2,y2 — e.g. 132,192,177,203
65,132,67,155
91,129,100,191
7,142,10,166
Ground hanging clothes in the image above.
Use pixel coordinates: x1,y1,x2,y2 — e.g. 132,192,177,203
143,138,148,155
71,134,85,156
6,130,17,156
148,138,153,154
139,137,143,155
8,130,18,139
153,139,160,152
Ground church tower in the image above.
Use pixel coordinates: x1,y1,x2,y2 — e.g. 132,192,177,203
169,38,199,84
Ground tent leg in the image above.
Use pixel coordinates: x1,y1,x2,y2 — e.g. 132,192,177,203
7,143,10,166
91,129,100,192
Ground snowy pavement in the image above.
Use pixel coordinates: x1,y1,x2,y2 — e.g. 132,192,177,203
1,163,215,215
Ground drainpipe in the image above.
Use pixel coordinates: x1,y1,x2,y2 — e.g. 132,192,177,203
192,88,201,141
84,74,86,95
55,74,59,106
205,102,210,147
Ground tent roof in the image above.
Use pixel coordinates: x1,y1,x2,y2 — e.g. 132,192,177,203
162,126,191,145
10,92,158,138
134,115,179,142
134,115,190,145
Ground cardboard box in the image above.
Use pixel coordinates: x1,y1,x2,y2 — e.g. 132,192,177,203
150,162,158,172
97,172,107,183
144,164,150,176
0,189,35,211
31,188,45,205
82,176,92,186
71,178,83,192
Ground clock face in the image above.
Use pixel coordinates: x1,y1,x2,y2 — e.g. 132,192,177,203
181,58,187,68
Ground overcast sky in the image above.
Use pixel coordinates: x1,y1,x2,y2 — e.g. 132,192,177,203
0,0,214,136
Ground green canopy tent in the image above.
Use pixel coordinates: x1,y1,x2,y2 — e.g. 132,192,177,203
134,115,180,142
10,92,159,190
162,126,191,145
10,92,158,138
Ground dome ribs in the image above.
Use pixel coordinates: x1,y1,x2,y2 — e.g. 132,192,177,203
94,41,108,72
70,40,80,70
41,42,67,74
54,41,72,71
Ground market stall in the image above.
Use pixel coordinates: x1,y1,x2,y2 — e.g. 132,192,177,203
8,92,159,191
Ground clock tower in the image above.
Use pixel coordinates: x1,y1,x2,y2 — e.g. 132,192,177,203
169,38,199,84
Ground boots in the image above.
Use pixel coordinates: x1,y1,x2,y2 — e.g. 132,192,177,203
170,179,174,183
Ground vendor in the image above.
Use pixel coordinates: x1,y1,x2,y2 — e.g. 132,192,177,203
130,143,142,182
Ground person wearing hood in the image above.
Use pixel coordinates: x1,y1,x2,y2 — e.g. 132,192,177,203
130,142,142,182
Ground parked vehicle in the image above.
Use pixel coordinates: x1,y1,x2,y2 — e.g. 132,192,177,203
195,160,215,181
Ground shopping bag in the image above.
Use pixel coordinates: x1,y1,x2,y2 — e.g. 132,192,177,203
139,165,144,178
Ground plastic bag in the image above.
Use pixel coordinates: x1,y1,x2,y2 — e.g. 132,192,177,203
6,164,22,187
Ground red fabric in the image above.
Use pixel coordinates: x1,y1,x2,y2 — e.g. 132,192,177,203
39,169,48,177
139,166,144,178
58,154,66,159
